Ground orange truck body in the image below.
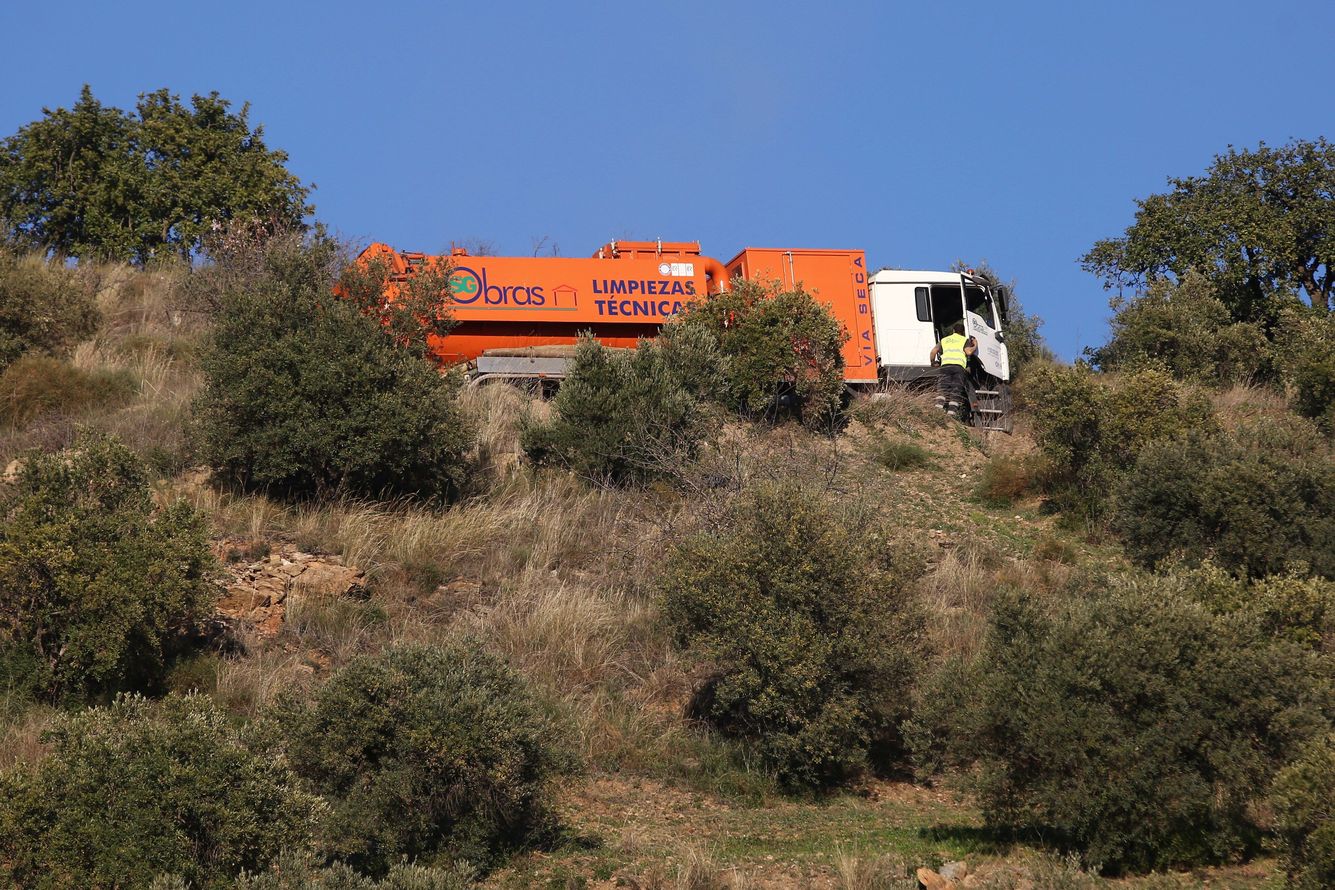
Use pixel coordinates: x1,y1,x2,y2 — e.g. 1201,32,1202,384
359,239,877,384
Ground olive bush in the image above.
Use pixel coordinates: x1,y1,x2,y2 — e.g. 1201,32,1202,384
0,433,215,701
1112,419,1334,579
285,643,575,876
915,580,1331,873
1021,363,1212,519
521,330,721,485
1171,562,1335,652
1272,733,1335,890
0,247,99,371
0,694,315,889
671,280,847,429
660,482,925,791
1275,306,1335,432
1087,273,1273,384
193,234,472,500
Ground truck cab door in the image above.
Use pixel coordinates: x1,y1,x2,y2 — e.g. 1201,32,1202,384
962,276,1010,381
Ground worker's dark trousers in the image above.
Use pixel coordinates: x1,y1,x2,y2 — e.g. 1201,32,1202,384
935,365,969,420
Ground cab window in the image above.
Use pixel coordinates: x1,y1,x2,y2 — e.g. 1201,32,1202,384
964,286,993,325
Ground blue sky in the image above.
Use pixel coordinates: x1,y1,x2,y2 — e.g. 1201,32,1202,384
3,0,1332,358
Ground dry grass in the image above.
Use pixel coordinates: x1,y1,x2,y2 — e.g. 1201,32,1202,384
631,845,753,890
0,695,54,771
458,380,536,487
213,643,317,719
850,385,947,436
87,261,196,339
834,846,914,890
1211,381,1293,432
0,259,204,468
915,544,1001,662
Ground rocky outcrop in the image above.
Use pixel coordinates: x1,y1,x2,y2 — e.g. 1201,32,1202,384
214,540,367,638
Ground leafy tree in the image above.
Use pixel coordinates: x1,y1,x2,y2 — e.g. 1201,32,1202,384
0,85,310,262
284,643,575,876
193,233,472,500
0,433,216,702
660,482,925,791
671,280,847,429
0,694,315,889
1082,138,1335,319
0,246,99,370
916,581,1332,873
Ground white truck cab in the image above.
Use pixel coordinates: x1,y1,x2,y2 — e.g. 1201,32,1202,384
869,269,1011,383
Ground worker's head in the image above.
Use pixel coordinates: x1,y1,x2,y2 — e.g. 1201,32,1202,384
952,321,965,336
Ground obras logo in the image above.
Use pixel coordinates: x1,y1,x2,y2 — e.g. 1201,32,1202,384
449,266,548,307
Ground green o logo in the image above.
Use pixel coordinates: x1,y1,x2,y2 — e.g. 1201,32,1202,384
450,268,480,302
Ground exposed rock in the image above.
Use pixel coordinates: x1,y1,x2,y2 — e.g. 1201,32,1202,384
179,465,212,488
293,560,368,600
214,539,367,638
3,459,23,483
916,867,954,890
939,861,968,882
428,578,483,611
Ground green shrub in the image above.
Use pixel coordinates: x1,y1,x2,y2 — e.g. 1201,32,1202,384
1275,307,1335,432
0,248,99,371
0,355,136,426
1022,364,1212,520
285,643,575,876
235,851,473,890
1111,421,1334,579
0,694,315,889
1272,733,1335,890
867,436,934,472
0,433,216,701
917,581,1331,873
1167,563,1335,652
193,235,472,500
659,483,925,791
670,280,847,429
1087,273,1274,384
521,332,719,485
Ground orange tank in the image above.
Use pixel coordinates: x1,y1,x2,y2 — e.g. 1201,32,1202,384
359,239,876,383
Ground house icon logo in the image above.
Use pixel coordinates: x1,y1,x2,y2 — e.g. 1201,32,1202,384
552,284,578,308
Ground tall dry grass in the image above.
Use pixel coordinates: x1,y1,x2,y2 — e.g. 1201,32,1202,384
1210,380,1292,432
834,846,914,890
0,258,204,466
632,845,753,890
0,694,54,771
913,541,1074,663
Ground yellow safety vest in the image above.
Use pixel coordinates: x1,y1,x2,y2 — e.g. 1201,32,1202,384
940,333,968,368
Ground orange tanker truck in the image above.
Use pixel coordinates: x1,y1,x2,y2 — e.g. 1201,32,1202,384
358,238,1014,429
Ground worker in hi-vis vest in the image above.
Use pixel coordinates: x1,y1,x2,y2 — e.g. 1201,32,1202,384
928,321,977,421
